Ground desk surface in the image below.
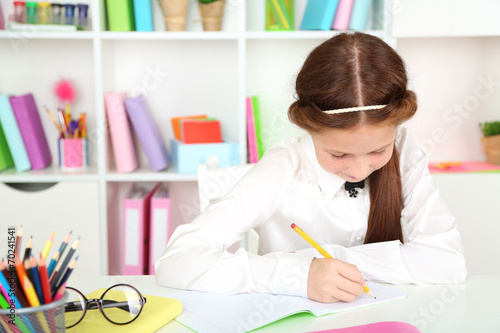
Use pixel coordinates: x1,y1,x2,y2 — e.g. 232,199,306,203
69,275,500,333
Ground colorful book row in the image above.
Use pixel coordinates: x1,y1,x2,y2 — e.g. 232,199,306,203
246,96,264,163
0,94,52,172
105,0,153,31
104,93,169,173
301,0,373,31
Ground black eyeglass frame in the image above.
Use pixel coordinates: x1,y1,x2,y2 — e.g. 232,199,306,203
64,283,147,328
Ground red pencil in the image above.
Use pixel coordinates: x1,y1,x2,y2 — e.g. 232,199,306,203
53,282,66,302
38,254,52,304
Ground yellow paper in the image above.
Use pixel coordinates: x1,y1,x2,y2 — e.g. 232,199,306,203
66,288,182,332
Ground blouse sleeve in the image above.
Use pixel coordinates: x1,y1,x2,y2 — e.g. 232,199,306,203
155,144,313,297
296,127,468,285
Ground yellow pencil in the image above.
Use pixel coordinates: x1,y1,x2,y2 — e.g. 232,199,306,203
41,231,55,260
290,223,376,299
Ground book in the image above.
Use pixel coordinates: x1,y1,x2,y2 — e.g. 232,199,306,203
105,0,135,31
331,0,354,30
251,96,265,159
148,183,171,275
246,97,258,163
124,95,169,172
68,288,182,332
122,184,156,275
306,321,421,333
10,93,52,170
300,0,339,31
0,95,31,172
0,119,14,171
133,0,154,31
180,118,222,144
170,281,407,333
104,92,139,173
266,0,294,31
349,0,372,30
171,114,207,141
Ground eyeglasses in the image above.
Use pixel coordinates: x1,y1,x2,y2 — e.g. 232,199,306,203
64,284,147,328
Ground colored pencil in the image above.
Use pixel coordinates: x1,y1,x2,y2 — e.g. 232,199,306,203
53,282,66,302
14,256,40,307
41,232,55,261
290,223,376,299
0,260,19,307
14,225,23,257
53,255,78,298
47,250,60,279
0,259,28,308
57,231,72,263
23,259,33,286
38,255,52,304
50,237,79,290
29,256,44,305
0,290,9,308
22,236,32,263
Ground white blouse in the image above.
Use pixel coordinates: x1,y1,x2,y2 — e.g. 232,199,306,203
155,126,467,298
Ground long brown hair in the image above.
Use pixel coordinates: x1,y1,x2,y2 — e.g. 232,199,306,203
288,32,417,244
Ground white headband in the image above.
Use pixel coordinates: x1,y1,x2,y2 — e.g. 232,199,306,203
323,105,386,114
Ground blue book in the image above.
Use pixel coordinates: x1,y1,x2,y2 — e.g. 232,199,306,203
300,0,339,31
349,0,372,30
0,95,31,172
133,0,154,31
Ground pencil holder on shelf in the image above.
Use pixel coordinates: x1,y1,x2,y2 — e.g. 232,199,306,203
0,292,68,333
265,0,294,31
58,138,88,170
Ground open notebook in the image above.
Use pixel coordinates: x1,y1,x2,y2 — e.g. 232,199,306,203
170,281,407,333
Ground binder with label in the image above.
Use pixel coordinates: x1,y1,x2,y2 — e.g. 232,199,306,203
122,183,156,275
148,183,171,275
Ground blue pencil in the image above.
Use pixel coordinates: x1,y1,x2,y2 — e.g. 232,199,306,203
30,256,44,305
47,250,60,278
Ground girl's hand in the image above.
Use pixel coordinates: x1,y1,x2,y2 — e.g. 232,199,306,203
307,257,365,303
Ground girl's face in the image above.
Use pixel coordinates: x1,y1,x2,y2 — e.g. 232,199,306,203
310,124,396,182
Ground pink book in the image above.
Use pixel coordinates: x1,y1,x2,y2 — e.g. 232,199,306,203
309,321,420,333
104,92,139,173
332,0,354,30
10,93,52,169
122,184,156,275
246,97,258,163
148,183,171,275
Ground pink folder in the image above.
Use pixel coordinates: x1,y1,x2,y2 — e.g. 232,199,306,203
332,0,354,30
148,183,171,275
309,321,421,333
104,92,139,173
246,97,258,163
122,184,156,275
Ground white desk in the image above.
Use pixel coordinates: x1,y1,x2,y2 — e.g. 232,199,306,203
69,275,500,333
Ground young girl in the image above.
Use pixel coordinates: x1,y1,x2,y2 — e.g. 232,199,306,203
155,32,467,303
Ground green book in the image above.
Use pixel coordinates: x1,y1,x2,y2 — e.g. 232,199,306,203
106,0,135,31
0,119,14,171
251,96,265,159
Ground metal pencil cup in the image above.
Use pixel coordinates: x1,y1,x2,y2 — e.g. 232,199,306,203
0,292,69,333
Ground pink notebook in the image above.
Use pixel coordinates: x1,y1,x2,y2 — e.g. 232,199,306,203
246,97,258,163
104,92,139,173
309,321,421,333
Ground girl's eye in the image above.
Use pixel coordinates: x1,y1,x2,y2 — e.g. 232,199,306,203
331,154,346,159
372,149,385,155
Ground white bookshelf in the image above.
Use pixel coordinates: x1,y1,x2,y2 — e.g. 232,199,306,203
0,0,392,275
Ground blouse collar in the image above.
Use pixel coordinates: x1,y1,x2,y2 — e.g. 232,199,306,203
300,134,346,200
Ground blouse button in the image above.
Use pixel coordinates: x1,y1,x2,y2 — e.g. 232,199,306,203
356,235,363,242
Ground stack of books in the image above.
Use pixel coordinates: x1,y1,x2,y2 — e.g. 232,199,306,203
0,93,52,173
105,0,154,31
300,0,373,31
246,96,265,163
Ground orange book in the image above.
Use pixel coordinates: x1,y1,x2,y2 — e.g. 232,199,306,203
181,119,222,144
171,114,207,140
